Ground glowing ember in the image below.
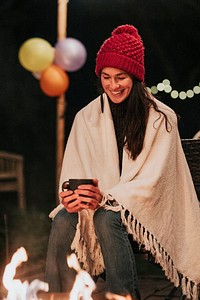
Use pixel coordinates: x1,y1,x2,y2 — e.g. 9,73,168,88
2,247,49,300
67,253,96,300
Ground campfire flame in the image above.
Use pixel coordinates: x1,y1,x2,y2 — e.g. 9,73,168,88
2,247,49,300
67,253,96,300
67,254,132,300
3,248,132,300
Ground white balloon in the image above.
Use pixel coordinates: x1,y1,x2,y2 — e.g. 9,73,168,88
55,38,87,72
32,71,42,80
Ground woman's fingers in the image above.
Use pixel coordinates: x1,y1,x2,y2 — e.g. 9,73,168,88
59,182,102,212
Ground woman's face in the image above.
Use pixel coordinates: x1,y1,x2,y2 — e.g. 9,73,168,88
101,67,133,104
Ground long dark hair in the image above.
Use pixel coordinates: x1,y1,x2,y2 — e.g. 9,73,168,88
97,78,172,160
124,79,171,160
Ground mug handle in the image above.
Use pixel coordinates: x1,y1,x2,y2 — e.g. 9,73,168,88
62,181,69,191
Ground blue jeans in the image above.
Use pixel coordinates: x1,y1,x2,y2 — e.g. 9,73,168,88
45,208,141,299
45,209,78,292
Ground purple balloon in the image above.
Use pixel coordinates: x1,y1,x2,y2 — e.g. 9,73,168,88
55,38,87,72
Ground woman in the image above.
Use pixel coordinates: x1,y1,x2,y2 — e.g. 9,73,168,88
45,25,200,300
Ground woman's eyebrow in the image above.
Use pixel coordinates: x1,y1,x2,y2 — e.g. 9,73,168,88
101,71,127,76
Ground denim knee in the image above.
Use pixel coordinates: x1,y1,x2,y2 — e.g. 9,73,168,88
52,208,68,227
52,208,78,229
45,208,77,292
94,208,121,238
50,208,78,243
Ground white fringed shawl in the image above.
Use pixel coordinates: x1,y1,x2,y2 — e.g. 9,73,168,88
50,94,200,299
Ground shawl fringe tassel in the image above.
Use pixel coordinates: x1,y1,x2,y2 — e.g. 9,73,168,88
69,203,200,299
120,208,200,300
71,211,105,277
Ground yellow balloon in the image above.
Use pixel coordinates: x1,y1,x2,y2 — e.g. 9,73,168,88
18,38,55,72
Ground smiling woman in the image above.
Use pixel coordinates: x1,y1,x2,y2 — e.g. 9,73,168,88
45,24,200,300
0,0,199,219
101,68,133,104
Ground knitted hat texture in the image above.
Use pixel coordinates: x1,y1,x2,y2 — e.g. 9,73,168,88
95,24,145,81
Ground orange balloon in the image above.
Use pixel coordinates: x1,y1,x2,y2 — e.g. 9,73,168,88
40,64,69,97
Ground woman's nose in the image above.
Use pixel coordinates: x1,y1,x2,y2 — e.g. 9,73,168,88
110,79,119,89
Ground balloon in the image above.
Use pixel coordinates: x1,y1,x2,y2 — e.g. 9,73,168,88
40,64,69,97
32,71,42,80
54,38,87,72
18,38,54,72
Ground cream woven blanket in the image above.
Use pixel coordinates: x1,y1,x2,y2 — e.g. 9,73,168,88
50,94,200,299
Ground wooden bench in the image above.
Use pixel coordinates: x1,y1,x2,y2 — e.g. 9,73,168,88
0,151,26,209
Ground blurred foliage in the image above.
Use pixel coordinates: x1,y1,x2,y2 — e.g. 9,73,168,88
0,208,51,266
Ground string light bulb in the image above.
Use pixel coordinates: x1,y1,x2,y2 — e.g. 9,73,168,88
149,79,199,100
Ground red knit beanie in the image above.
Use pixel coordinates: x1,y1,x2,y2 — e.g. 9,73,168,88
95,24,145,82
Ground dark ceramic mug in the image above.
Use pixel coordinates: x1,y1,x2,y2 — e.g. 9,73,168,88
62,179,94,191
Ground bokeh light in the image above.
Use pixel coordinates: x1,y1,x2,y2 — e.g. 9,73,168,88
148,79,199,100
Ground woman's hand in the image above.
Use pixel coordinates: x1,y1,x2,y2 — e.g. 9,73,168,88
60,178,102,213
60,189,81,213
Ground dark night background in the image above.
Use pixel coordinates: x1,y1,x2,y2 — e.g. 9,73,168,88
0,0,199,213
